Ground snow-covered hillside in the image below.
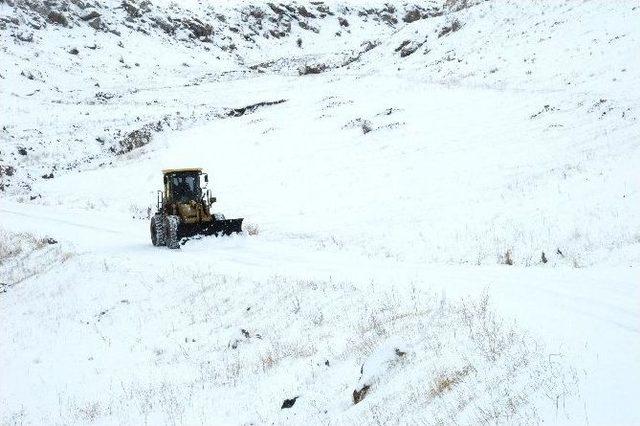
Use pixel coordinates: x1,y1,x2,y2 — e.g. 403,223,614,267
1,0,639,424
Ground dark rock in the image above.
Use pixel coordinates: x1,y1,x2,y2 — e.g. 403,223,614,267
88,17,102,30
267,3,286,15
16,32,34,42
269,29,286,38
70,0,89,9
47,11,68,26
182,17,212,39
383,4,396,14
403,8,423,23
69,47,79,55
352,385,370,404
46,237,58,244
111,128,152,155
149,16,175,34
21,70,35,80
361,40,379,53
299,63,327,75
96,91,114,101
399,40,424,58
297,6,316,18
18,147,27,155
315,3,333,16
246,6,265,20
122,1,141,18
395,40,411,52
0,165,16,177
227,99,286,117
281,396,299,409
380,13,398,25
42,172,54,179
338,16,349,27
81,10,100,21
282,4,297,15
438,19,462,38
298,21,319,33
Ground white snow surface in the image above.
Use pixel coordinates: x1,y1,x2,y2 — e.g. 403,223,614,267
1,0,639,424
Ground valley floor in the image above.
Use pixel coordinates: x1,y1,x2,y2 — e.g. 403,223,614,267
1,71,639,424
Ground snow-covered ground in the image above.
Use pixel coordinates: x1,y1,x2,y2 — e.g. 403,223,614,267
1,0,639,424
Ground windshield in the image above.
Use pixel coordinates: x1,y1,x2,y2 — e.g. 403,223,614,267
169,173,201,202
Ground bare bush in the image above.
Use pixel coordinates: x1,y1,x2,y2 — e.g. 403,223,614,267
429,364,475,398
500,249,514,265
245,223,260,236
6,268,576,424
361,120,373,134
0,228,71,289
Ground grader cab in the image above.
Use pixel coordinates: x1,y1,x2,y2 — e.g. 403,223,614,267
150,168,243,249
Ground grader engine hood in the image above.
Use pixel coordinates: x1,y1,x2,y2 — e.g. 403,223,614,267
177,202,209,224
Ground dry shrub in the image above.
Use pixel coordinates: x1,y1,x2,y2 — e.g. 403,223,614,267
0,228,71,288
500,249,514,265
361,120,373,134
245,223,260,236
429,364,475,398
261,354,275,372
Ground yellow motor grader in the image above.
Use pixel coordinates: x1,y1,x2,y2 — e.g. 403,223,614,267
150,168,243,249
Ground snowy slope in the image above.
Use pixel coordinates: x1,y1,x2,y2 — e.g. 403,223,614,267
1,0,639,425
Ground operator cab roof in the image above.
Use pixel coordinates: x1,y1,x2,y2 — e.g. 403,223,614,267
162,168,203,175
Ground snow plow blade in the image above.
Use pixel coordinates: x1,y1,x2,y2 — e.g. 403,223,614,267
201,218,244,237
178,218,244,240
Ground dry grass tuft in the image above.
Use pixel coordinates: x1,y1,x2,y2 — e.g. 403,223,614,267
429,364,475,398
245,223,260,236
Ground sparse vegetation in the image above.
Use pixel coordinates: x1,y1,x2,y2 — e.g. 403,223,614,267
245,223,260,236
0,267,575,424
361,119,373,134
0,228,71,291
501,249,514,265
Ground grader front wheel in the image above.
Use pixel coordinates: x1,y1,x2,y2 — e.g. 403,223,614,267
165,215,181,249
150,214,165,246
